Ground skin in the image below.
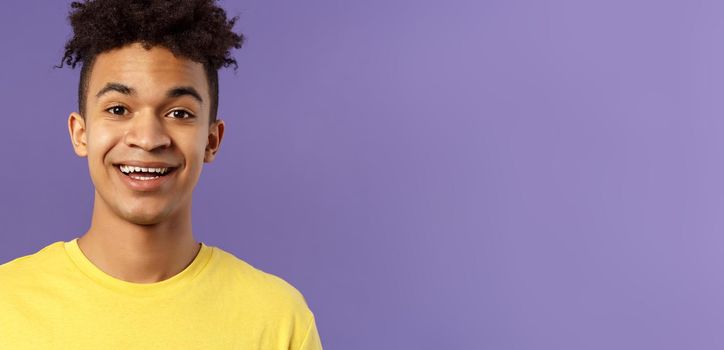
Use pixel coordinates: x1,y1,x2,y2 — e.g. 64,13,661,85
68,42,225,283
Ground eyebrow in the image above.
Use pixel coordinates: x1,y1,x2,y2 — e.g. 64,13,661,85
95,82,204,104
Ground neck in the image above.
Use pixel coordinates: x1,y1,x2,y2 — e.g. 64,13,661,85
77,191,201,284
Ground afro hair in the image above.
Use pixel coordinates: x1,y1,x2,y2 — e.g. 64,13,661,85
57,0,245,123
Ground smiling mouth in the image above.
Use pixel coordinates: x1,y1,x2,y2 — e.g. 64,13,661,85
114,164,178,180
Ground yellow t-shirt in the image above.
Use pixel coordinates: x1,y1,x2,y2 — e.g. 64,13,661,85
0,238,323,350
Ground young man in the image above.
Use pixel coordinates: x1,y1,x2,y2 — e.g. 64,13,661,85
0,1,323,349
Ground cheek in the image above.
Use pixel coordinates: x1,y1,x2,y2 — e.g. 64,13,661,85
85,126,120,168
180,131,210,163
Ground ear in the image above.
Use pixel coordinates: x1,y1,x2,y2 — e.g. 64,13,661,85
204,119,225,163
68,112,88,157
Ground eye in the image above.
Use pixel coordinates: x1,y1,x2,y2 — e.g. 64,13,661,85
167,109,195,119
106,105,128,116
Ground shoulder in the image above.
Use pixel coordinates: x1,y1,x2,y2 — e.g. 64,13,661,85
0,241,66,276
207,246,320,348
208,245,313,314
0,241,67,293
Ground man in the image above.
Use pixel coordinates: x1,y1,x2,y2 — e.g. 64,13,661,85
0,1,323,349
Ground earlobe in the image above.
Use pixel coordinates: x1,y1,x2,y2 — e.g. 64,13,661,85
204,119,225,162
68,112,88,157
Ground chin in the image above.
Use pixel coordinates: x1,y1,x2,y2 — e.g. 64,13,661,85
120,207,172,226
128,216,165,226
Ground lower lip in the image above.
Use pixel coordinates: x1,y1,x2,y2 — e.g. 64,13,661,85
115,166,177,192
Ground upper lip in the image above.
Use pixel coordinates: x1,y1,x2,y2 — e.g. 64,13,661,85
114,161,178,168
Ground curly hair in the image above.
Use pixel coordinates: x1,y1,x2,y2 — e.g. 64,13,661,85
56,0,245,124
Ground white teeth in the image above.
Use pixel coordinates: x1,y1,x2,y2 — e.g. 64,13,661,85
119,165,170,174
129,174,160,180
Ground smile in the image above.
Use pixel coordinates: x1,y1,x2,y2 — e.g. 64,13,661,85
118,165,172,179
113,164,179,190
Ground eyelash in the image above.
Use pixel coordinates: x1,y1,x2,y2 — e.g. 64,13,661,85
105,105,195,119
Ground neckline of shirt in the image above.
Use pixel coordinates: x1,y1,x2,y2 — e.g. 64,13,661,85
63,237,214,298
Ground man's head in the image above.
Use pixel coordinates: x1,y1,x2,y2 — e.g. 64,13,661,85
61,0,244,226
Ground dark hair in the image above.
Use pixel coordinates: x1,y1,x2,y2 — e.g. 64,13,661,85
56,0,245,124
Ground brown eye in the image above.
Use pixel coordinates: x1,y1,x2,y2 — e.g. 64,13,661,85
168,110,194,119
106,106,127,115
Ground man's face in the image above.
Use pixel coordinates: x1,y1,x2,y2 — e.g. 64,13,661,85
68,43,224,225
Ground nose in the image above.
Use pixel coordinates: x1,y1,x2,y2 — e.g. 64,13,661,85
123,109,172,151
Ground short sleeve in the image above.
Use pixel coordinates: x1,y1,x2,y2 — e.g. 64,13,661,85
297,314,323,350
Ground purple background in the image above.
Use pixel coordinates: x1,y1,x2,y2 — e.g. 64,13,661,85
3,0,723,349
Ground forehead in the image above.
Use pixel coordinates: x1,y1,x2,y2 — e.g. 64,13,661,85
87,43,208,100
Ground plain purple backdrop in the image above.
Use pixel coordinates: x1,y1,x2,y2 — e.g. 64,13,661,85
4,0,724,349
